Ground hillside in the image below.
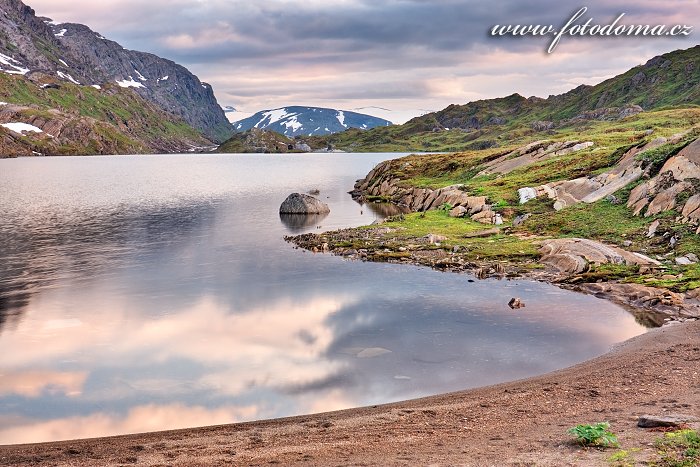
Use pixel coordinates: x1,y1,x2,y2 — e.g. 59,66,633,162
308,45,700,153
0,72,211,156
232,106,392,137
0,0,232,145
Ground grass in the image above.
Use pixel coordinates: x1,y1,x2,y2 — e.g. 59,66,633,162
652,430,700,467
521,199,652,244
568,422,619,448
361,209,541,262
0,73,205,154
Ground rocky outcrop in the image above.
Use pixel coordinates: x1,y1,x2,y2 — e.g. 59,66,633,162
352,159,491,219
280,193,330,214
539,238,659,274
476,140,594,177
0,0,231,142
519,135,686,210
627,137,700,233
576,282,700,321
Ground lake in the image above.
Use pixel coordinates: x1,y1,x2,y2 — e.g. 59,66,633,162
0,153,647,444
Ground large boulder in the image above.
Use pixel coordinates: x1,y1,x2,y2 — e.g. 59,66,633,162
280,193,331,214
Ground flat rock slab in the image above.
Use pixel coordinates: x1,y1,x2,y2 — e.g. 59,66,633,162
539,238,659,274
638,414,699,428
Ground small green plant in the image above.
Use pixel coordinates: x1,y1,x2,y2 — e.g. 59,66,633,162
608,448,640,467
652,429,700,467
567,422,619,448
439,202,454,212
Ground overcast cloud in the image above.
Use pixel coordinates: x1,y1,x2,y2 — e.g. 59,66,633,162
29,0,699,122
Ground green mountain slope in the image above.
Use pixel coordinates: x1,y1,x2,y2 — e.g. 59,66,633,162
0,73,212,156
306,45,700,153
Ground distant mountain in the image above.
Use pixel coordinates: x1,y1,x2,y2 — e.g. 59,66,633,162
0,0,232,143
233,106,392,137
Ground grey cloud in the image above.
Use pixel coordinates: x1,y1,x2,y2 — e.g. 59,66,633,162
28,0,699,113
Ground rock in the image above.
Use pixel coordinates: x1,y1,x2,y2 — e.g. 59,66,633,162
449,206,468,218
531,120,554,131
471,210,495,224
463,196,488,214
628,183,651,215
508,298,525,309
294,142,312,152
518,187,537,204
658,138,700,181
279,193,331,214
308,188,321,195
622,240,633,247
606,194,620,205
463,228,500,238
687,253,699,263
571,141,594,152
494,214,504,225
638,414,699,428
539,238,659,274
426,234,447,244
682,194,700,220
647,219,660,238
670,235,680,248
618,105,644,118
513,213,531,227
676,256,695,265
645,182,690,217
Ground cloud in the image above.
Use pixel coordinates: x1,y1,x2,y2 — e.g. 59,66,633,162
0,403,258,444
0,370,87,398
26,0,698,119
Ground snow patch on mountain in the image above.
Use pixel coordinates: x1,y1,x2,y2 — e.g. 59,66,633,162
116,77,145,88
337,111,347,128
1,122,44,134
134,69,148,81
57,71,80,85
0,53,29,75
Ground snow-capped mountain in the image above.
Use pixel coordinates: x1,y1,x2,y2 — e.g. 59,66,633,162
233,106,393,137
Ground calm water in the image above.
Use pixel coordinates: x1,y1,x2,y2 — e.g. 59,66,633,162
0,154,646,444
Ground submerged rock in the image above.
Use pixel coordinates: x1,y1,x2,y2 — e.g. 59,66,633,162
280,193,331,214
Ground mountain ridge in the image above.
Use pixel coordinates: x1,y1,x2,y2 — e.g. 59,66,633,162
300,45,700,153
0,0,232,142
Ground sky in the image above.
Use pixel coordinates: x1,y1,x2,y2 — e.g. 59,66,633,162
29,0,699,123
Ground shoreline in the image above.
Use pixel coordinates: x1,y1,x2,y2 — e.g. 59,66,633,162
288,225,700,326
2,320,698,465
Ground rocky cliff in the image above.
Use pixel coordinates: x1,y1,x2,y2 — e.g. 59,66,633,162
0,0,232,143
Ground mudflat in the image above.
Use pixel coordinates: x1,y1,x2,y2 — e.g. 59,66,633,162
2,321,698,466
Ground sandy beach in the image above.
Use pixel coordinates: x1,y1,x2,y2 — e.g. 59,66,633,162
1,320,698,466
